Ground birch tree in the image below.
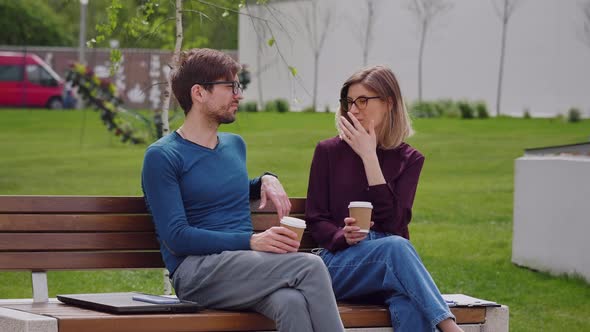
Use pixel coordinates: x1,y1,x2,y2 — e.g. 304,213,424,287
300,0,335,111
491,0,522,116
245,4,273,109
580,0,590,49
158,0,183,136
354,0,382,66
406,0,452,102
94,0,293,137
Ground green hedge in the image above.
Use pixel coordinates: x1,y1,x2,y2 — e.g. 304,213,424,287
409,99,490,119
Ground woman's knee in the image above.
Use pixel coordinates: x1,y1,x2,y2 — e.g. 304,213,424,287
378,235,418,258
383,235,412,249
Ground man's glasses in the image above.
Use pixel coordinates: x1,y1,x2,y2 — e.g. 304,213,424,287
197,81,243,95
339,96,381,111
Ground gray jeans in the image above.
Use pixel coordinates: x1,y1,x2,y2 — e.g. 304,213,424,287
172,250,345,332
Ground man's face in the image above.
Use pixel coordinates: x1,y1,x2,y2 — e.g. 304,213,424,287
204,75,243,125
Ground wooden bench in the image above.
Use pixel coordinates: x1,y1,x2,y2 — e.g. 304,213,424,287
0,196,509,332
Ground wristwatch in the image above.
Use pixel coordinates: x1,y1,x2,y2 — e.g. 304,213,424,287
262,171,278,179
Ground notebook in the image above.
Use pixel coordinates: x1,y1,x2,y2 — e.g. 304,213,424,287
442,294,501,307
57,292,203,314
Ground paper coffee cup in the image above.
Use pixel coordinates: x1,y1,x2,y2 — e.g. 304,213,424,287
348,201,373,233
280,216,306,244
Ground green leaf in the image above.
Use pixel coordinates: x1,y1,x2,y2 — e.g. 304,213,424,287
86,38,97,48
288,66,297,76
267,37,275,47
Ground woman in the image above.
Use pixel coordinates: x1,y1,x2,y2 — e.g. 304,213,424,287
305,65,463,332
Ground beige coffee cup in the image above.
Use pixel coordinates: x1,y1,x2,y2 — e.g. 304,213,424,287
348,201,373,233
280,216,306,244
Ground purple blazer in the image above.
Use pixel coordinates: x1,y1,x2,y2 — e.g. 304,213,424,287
305,136,425,252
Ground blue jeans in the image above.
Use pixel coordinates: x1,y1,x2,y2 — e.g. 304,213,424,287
317,231,454,332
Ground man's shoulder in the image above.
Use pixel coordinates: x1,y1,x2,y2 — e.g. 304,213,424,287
219,132,243,141
219,132,246,148
146,133,180,154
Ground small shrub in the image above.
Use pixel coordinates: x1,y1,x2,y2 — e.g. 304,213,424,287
439,100,459,118
275,99,290,113
411,101,436,118
445,108,461,118
261,99,290,113
239,101,258,113
568,108,581,123
457,101,474,119
553,113,564,122
324,105,331,113
523,108,531,119
264,100,278,112
302,106,316,113
432,102,447,117
475,101,489,119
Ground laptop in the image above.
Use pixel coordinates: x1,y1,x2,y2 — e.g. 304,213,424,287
57,292,203,314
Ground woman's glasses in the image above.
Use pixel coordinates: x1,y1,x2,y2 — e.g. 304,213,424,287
339,96,381,111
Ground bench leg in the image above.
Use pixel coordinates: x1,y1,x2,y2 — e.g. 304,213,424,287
32,272,48,303
163,269,172,295
481,305,509,332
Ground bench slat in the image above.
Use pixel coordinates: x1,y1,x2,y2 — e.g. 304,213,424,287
2,302,485,331
0,196,147,214
0,214,304,233
250,213,305,231
0,252,164,270
249,198,305,214
0,197,307,214
0,233,159,251
0,215,153,232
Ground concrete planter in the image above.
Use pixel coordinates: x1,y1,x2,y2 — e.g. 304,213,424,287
512,155,590,282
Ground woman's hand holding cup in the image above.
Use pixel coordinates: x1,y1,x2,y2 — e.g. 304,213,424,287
343,218,374,245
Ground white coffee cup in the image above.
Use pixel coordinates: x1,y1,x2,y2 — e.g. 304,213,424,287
280,216,307,244
348,201,373,233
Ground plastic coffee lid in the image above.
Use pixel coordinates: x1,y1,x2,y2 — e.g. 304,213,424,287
348,201,373,209
280,216,306,228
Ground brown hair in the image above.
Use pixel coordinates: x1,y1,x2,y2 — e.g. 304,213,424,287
170,48,241,114
337,65,414,149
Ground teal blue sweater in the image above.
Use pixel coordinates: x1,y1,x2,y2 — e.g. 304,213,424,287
141,132,261,275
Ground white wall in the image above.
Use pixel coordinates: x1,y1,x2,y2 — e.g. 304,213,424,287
512,156,590,282
239,0,590,117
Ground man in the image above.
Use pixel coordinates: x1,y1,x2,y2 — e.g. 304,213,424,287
141,48,344,332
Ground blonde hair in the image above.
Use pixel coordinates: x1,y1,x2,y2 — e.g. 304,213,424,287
337,65,414,149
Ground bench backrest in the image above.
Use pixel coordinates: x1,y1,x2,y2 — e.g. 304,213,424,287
0,196,310,272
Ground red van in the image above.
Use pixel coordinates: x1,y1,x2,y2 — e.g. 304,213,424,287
0,52,64,109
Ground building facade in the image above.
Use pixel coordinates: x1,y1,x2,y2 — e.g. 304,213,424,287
239,0,590,117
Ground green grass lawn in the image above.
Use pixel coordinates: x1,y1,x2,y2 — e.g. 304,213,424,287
1,109,589,331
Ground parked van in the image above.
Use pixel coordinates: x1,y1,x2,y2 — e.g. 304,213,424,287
0,52,64,109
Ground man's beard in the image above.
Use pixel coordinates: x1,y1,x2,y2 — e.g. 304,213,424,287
208,102,237,124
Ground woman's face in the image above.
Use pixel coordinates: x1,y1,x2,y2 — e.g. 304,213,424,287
345,83,389,132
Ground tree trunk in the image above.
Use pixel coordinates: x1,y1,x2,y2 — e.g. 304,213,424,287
496,0,509,117
362,1,373,67
313,51,319,111
252,5,264,110
160,0,184,137
256,50,264,110
417,20,427,102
